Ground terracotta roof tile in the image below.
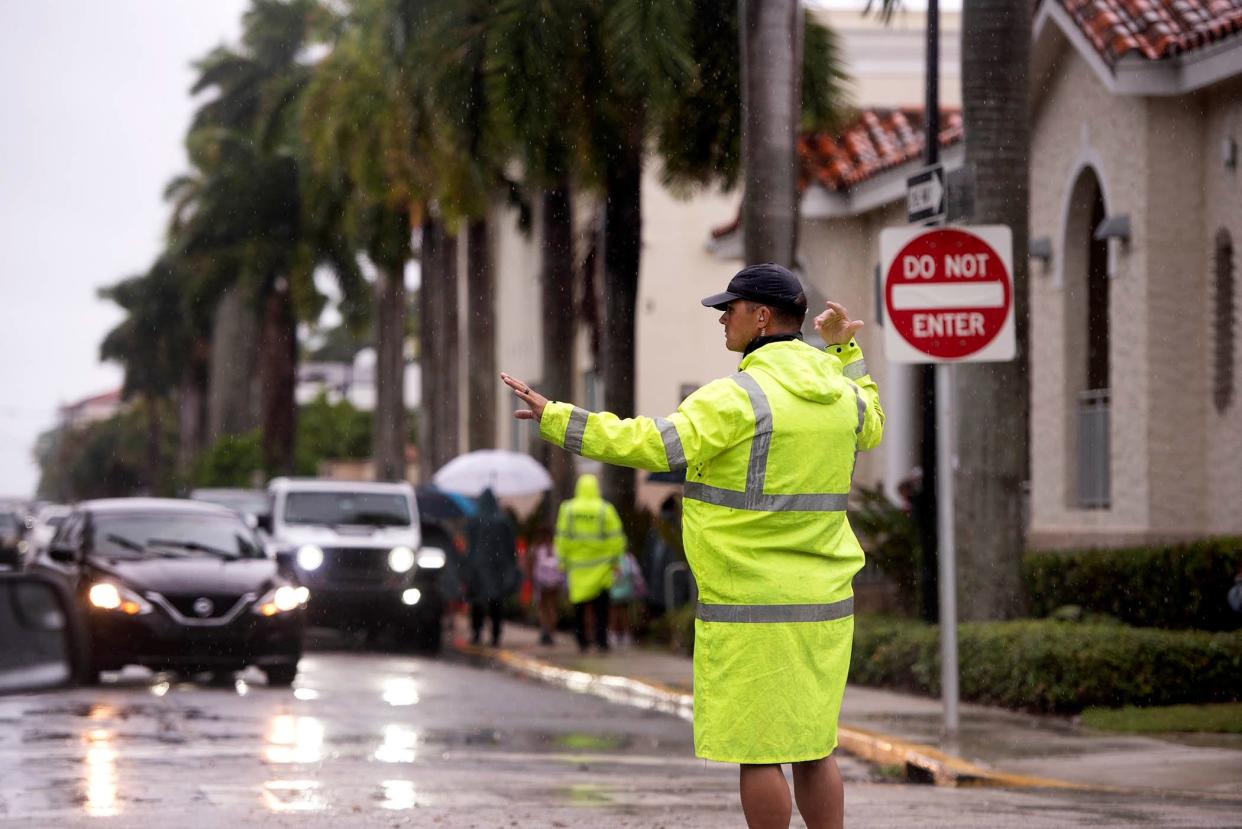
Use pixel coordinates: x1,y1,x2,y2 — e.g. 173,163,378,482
798,108,963,193
1059,0,1242,63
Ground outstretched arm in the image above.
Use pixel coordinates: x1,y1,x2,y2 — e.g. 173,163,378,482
500,373,747,473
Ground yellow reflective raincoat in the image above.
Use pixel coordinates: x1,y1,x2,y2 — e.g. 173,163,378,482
539,338,882,763
554,474,626,604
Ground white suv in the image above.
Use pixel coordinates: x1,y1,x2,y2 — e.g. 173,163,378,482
265,478,446,652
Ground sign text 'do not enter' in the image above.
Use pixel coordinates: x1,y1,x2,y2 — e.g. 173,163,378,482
880,226,1015,364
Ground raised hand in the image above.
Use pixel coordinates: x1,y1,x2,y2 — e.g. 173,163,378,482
500,373,548,422
814,301,864,346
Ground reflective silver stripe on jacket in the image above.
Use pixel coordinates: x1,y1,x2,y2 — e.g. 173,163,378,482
655,417,687,471
842,359,867,380
567,555,620,570
564,406,589,454
848,380,865,435
560,508,613,540
683,483,849,512
696,596,854,623
682,371,850,513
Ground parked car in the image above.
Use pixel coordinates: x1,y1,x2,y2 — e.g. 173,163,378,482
189,488,270,529
0,511,27,572
31,498,306,686
28,504,71,565
263,478,446,652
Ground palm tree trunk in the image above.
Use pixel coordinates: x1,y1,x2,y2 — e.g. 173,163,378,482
740,0,803,267
600,135,643,526
540,182,577,505
418,218,440,484
418,218,461,480
466,217,496,450
954,0,1031,620
259,282,297,475
374,253,408,482
207,285,260,442
177,341,210,477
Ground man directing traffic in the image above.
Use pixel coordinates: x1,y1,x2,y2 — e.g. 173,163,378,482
501,262,883,829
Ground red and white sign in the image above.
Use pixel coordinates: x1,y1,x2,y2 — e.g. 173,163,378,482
880,225,1015,364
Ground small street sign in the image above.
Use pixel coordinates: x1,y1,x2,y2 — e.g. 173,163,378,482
880,225,1015,364
907,164,946,224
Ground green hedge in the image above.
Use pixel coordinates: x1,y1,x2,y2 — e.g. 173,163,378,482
850,616,1242,713
1024,539,1242,631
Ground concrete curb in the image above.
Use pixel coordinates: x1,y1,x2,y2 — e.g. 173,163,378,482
451,641,1100,791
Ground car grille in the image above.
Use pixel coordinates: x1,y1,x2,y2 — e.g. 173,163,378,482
323,547,391,582
164,593,246,620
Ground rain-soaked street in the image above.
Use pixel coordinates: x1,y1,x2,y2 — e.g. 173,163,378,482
1,641,1240,828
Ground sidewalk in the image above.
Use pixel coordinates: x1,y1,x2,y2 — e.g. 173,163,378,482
453,620,1242,798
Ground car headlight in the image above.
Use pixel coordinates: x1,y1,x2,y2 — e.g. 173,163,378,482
416,547,446,570
296,545,324,571
255,585,307,616
88,582,152,616
401,588,421,606
388,546,415,573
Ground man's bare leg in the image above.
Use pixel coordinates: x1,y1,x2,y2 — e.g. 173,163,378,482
791,756,844,829
739,764,792,829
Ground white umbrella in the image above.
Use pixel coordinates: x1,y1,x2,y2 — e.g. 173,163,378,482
431,449,553,498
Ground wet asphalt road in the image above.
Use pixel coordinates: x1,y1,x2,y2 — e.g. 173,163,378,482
1,646,1240,828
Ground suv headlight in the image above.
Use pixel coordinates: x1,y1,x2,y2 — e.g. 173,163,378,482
416,547,446,570
88,582,152,616
296,545,324,571
388,546,415,573
255,585,308,616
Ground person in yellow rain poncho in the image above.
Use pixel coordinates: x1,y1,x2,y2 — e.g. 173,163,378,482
502,263,883,829
554,472,625,653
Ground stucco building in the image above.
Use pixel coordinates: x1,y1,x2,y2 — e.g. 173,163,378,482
479,2,1241,547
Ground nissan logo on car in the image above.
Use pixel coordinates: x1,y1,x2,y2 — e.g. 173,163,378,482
193,597,215,618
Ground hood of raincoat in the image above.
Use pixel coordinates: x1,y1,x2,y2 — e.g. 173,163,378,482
738,339,845,405
573,473,601,501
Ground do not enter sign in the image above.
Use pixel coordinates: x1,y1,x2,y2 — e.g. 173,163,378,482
880,225,1015,363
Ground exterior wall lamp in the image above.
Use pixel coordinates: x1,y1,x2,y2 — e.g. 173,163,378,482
1094,214,1131,243
1094,214,1130,280
1029,236,1054,264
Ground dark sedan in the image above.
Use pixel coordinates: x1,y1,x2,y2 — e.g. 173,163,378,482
32,498,306,686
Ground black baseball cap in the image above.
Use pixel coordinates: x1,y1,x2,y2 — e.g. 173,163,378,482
702,263,808,316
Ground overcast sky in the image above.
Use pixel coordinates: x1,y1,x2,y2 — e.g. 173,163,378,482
0,1,249,497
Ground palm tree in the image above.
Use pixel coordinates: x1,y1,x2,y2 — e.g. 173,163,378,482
98,256,208,484
954,0,1032,620
486,0,598,504
301,0,428,482
178,0,366,475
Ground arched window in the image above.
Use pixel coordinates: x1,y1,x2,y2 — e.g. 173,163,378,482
1215,229,1235,414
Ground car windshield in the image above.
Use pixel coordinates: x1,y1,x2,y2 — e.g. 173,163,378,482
91,513,265,560
45,516,65,529
283,492,411,527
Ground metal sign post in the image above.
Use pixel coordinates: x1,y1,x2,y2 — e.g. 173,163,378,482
934,363,958,736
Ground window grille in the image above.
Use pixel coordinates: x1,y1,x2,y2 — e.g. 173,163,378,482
1214,229,1235,414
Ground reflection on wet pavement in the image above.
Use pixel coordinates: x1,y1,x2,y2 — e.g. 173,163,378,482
377,779,419,810
264,715,323,764
83,727,118,817
374,723,420,764
380,676,420,706
261,779,325,813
